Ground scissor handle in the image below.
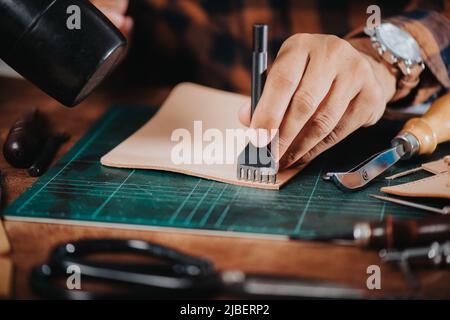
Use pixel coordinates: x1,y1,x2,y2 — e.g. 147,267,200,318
50,239,213,274
31,239,221,299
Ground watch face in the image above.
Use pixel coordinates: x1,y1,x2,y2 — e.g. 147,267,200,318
377,23,422,62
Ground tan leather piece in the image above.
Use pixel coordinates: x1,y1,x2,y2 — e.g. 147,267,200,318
101,83,301,189
381,172,450,199
422,157,449,174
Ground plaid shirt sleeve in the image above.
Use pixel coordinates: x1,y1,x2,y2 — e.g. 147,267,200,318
128,0,450,104
387,9,450,103
347,1,450,104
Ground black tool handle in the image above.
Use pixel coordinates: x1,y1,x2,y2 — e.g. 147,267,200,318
380,241,450,268
251,24,268,117
355,216,450,249
3,109,49,168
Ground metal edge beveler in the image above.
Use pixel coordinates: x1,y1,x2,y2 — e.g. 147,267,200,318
323,93,450,191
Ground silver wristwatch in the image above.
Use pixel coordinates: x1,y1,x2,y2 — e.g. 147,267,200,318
364,23,425,82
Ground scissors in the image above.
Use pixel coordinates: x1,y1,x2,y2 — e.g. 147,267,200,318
30,239,365,300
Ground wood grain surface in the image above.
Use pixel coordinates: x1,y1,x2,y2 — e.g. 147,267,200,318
0,78,449,299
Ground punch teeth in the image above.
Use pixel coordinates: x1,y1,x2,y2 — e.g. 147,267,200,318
251,169,257,182
263,174,269,183
271,174,277,184
236,143,277,184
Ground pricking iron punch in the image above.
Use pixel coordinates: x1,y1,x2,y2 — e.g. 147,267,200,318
237,24,277,184
324,93,450,190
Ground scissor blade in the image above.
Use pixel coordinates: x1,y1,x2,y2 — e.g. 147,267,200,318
240,275,365,299
330,145,405,190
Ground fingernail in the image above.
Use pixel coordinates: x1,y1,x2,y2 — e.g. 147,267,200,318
239,102,250,113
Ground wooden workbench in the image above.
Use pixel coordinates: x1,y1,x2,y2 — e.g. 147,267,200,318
1,77,449,299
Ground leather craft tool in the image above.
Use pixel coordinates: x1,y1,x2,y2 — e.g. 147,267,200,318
28,133,71,177
293,215,450,249
370,194,450,215
237,24,277,184
385,156,449,180
385,156,450,180
31,239,364,299
380,165,450,199
352,216,450,249
380,241,450,267
380,241,450,295
3,109,50,169
324,93,450,190
0,0,127,107
4,109,70,177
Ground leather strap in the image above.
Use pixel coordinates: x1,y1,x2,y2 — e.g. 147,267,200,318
349,37,422,101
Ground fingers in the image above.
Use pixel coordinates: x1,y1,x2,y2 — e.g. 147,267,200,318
287,82,386,167
237,33,389,169
293,106,361,166
280,73,363,167
250,35,310,136
277,53,336,157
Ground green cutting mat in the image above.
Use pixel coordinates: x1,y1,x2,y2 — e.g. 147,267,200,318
4,106,449,239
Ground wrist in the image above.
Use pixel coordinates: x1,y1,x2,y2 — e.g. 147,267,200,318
364,52,397,103
349,38,396,103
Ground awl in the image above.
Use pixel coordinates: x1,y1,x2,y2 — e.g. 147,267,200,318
324,93,450,190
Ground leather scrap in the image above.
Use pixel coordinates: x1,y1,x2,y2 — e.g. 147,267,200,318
381,172,450,199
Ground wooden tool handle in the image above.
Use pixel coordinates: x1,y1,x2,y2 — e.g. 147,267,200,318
400,93,450,155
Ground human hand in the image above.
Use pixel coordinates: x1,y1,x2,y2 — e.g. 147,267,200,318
238,34,397,168
90,0,133,37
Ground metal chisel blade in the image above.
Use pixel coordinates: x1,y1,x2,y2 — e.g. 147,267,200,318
326,145,405,190
370,194,450,215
